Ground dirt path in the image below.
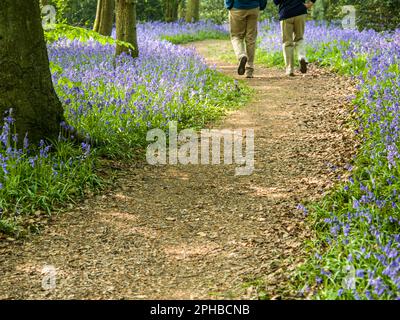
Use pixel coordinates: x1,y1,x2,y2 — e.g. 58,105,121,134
0,40,356,300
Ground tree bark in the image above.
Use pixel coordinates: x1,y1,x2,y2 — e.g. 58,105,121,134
40,0,48,7
93,0,114,36
115,0,138,58
185,0,200,23
0,0,64,144
178,0,186,19
164,0,179,22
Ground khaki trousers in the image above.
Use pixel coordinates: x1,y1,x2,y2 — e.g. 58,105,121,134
280,14,307,74
229,8,260,69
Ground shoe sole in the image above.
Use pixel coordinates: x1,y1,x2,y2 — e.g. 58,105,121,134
300,59,307,74
238,56,247,75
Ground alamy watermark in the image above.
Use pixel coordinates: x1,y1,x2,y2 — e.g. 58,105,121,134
41,265,57,291
342,264,356,291
41,5,57,31
146,122,255,176
342,5,357,30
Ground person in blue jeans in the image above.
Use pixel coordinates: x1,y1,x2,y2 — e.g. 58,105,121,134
225,0,268,78
274,0,317,76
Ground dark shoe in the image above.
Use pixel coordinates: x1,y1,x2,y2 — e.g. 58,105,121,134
238,56,248,76
286,70,295,77
300,58,307,74
245,67,254,78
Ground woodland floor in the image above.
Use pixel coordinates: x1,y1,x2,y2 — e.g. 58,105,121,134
0,40,357,299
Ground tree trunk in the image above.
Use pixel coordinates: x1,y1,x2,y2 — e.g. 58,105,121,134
93,0,114,36
185,0,200,23
40,0,48,7
178,0,186,19
164,0,179,22
115,0,138,58
0,0,64,144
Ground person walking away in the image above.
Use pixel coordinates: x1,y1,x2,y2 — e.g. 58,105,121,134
225,0,268,78
274,0,316,76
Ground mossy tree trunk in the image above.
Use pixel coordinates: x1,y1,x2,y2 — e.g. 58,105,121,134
93,0,115,36
178,0,186,19
0,0,64,144
185,0,200,23
164,0,179,22
115,0,138,58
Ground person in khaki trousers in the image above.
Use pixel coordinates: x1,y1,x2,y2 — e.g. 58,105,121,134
226,0,267,78
274,0,317,76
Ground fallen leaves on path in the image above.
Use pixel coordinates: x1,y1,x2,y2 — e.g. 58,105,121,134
0,40,357,300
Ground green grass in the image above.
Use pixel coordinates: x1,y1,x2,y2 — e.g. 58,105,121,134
161,30,229,44
207,40,286,69
0,136,102,237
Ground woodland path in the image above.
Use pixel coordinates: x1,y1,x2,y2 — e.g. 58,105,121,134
0,40,356,299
